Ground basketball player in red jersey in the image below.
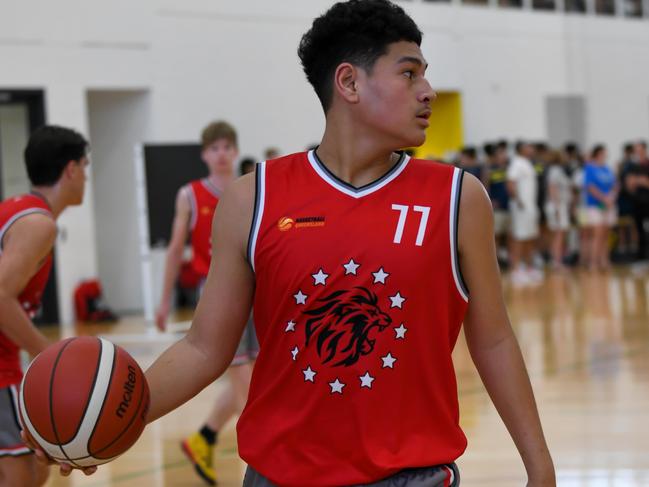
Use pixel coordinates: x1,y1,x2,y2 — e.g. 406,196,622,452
155,121,258,485
0,125,88,486
37,1,555,485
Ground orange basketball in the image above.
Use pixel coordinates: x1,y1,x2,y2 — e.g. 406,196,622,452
18,337,150,467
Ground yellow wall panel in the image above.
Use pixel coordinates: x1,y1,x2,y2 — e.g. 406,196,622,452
414,91,463,160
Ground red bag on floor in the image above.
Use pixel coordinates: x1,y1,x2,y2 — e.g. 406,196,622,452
74,279,118,322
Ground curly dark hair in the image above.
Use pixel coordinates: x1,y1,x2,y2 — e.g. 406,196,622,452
298,0,422,112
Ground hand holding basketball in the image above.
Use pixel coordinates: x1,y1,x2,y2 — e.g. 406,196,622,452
18,337,150,470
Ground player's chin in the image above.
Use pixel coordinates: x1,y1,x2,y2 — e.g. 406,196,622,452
401,131,426,149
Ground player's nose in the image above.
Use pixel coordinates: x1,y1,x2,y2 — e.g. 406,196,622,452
419,79,436,105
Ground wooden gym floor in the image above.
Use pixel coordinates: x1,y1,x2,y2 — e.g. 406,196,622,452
45,268,649,486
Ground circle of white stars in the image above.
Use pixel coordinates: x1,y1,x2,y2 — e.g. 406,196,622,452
289,259,410,395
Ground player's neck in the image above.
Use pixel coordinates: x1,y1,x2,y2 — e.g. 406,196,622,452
206,173,232,192
317,121,400,187
30,185,67,218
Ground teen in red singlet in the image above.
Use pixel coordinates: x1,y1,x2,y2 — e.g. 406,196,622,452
38,1,555,486
155,121,258,485
0,125,88,486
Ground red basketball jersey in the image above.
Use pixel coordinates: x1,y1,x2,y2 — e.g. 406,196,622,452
238,151,469,486
185,179,220,278
0,194,54,388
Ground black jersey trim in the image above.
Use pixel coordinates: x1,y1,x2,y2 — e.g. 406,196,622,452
453,169,470,299
246,162,264,272
310,149,408,194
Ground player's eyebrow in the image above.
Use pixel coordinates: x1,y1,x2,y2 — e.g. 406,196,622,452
396,56,428,70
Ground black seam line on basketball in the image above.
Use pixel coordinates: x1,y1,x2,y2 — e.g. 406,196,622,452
312,148,406,193
7,386,22,432
66,337,104,446
90,359,146,459
49,337,81,467
454,169,469,296
246,161,262,272
86,340,117,460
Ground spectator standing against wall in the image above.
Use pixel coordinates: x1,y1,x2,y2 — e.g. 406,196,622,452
458,146,486,185
544,151,572,271
569,146,592,267
583,145,618,271
616,143,637,260
507,141,542,286
486,142,511,267
628,141,649,260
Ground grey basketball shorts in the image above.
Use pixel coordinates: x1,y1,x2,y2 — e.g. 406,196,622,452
0,384,31,457
231,315,259,366
243,463,459,487
198,278,258,367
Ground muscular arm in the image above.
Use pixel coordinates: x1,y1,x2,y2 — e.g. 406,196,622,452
0,214,56,356
156,188,192,330
458,175,555,486
145,174,256,423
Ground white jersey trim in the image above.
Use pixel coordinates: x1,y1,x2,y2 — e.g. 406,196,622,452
0,208,52,255
450,167,469,302
0,446,31,456
247,161,267,272
307,150,410,199
201,178,222,199
184,185,198,231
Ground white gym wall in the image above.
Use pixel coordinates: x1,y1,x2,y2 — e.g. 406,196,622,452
1,0,648,321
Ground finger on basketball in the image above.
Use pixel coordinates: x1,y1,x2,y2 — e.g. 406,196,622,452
20,430,52,465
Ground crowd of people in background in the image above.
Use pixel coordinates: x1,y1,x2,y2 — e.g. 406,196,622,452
452,139,649,287
243,139,649,288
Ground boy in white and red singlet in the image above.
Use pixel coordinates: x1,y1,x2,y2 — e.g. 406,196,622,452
0,125,89,486
38,1,555,486
155,121,258,485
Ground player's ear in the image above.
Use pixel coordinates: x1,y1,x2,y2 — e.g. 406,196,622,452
63,160,78,179
333,63,360,105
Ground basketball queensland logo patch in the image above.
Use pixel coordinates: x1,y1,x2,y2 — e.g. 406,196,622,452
284,260,408,395
277,216,325,232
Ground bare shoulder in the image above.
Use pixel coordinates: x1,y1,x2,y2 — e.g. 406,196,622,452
4,213,56,245
458,172,493,250
460,171,491,208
